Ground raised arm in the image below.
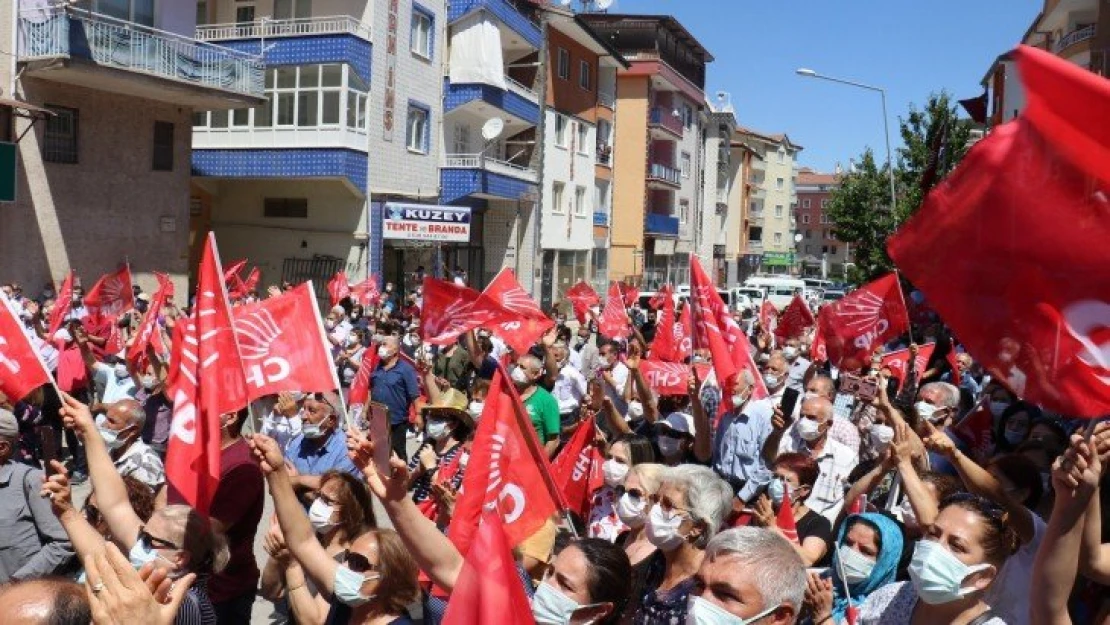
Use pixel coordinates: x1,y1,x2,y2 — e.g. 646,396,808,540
1079,422,1110,584
41,460,104,563
761,405,788,466
891,421,940,528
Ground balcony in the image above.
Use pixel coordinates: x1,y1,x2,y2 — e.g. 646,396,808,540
1056,25,1096,54
593,211,609,226
444,79,540,126
648,107,684,138
505,75,540,102
746,241,764,254
596,145,612,166
597,91,616,109
749,209,764,226
18,6,264,108
196,15,372,43
750,186,767,200
645,213,680,237
442,153,538,183
647,162,681,189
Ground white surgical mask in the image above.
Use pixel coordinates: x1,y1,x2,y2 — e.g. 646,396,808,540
377,346,393,360
685,595,779,625
730,391,749,409
767,477,786,508
602,459,628,488
95,415,128,451
796,417,822,442
915,401,942,423
837,544,877,586
308,498,336,533
627,400,644,420
301,422,326,440
762,372,781,389
140,375,157,391
511,366,531,386
616,492,646,527
645,503,687,552
657,434,683,458
869,424,895,453
908,539,991,605
426,418,452,441
332,565,379,607
114,364,130,379
468,401,485,420
783,346,798,361
532,581,599,624
128,536,177,573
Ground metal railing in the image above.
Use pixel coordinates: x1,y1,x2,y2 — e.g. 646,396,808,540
596,145,612,165
750,187,767,199
197,15,372,42
19,5,264,97
597,91,615,109
1056,25,1095,53
442,153,538,181
749,158,766,172
647,162,681,185
644,212,679,236
716,189,730,205
504,75,538,101
746,241,764,253
648,106,684,135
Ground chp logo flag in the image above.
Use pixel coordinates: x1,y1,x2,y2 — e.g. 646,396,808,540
759,300,777,334
420,277,500,346
565,281,600,325
775,294,816,340
889,46,1110,417
48,271,75,337
476,269,555,354
639,359,690,396
349,275,381,308
651,285,681,363
327,272,351,308
232,282,337,401
448,368,564,557
442,510,536,625
0,292,53,402
880,343,936,392
165,233,249,515
126,272,173,373
598,282,630,340
84,266,133,321
548,417,604,518
619,282,640,308
811,310,829,363
816,273,909,368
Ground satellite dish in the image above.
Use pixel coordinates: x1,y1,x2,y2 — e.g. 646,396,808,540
594,0,613,9
481,118,505,142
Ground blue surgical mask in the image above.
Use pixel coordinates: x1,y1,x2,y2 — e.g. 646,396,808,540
767,478,785,507
128,538,177,573
685,595,779,624
332,565,379,607
908,539,992,605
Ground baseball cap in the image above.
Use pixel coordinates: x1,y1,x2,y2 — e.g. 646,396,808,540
0,408,19,438
660,411,696,437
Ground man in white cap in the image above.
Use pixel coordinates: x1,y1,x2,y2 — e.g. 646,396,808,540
323,305,353,357
0,408,74,582
655,411,696,465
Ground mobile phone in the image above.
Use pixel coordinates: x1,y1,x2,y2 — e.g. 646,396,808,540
856,378,879,402
780,387,800,421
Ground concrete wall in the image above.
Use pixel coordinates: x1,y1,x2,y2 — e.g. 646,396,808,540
2,79,192,296
540,109,594,252
482,198,536,286
610,74,648,281
213,0,373,25
545,27,599,123
761,146,797,254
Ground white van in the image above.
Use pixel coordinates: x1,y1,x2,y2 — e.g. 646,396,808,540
743,276,807,309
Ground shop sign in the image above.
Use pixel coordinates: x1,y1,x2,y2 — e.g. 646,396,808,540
383,203,471,243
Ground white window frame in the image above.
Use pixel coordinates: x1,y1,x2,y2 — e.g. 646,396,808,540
820,198,829,208
576,122,588,154
801,214,810,224
575,186,587,216
679,199,690,224
273,0,311,20
557,48,570,80
552,181,566,214
680,151,691,178
777,147,785,164
774,204,783,218
406,105,429,153
555,115,568,148
801,198,811,208
776,177,784,190
820,214,829,224
579,59,591,91
410,8,433,59
774,232,783,244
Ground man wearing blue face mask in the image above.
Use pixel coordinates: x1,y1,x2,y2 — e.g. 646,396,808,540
287,393,360,489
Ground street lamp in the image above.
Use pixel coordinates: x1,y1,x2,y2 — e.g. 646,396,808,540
795,68,896,214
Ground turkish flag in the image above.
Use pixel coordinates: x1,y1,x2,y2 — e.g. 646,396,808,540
598,282,630,340
889,46,1110,416
421,278,499,346
350,276,381,308
952,403,994,461
126,272,173,373
881,343,936,392
443,510,536,625
816,273,908,368
548,418,603,518
476,269,554,354
775,295,815,340
777,483,799,544
639,359,690,396
165,233,249,515
233,282,338,401
448,369,563,556
565,281,599,325
759,300,777,334
84,266,133,321
0,293,53,402
347,348,379,406
327,272,350,308
619,282,639,308
48,271,75,337
651,285,680,362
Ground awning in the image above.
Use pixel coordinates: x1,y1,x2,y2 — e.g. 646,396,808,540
0,97,54,116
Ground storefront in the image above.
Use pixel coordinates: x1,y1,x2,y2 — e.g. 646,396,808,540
380,202,481,295
760,251,796,276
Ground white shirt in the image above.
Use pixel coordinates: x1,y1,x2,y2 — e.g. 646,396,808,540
552,365,588,415
786,356,811,391
778,431,859,523
601,361,629,417
488,335,509,363
115,439,165,490
328,319,353,356
261,410,303,453
27,330,58,371
92,362,139,404
983,512,1045,625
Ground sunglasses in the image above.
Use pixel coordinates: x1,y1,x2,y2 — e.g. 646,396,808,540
345,552,378,574
138,527,181,551
617,486,644,500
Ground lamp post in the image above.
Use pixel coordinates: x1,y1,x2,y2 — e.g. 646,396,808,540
796,68,896,213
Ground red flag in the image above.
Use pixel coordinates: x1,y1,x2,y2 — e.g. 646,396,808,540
327,272,350,308
565,281,599,325
227,266,260,300
651,285,680,362
233,282,337,401
811,311,829,363
677,305,693,362
421,278,499,346
639,359,690,396
347,348,379,406
619,282,639,308
166,233,249,515
889,47,1110,416
946,346,962,387
222,259,247,284
777,483,799,544
880,343,936,391
350,276,381,308
597,282,630,340
126,272,173,373
442,510,536,625
448,369,563,556
0,294,52,402
476,269,555,354
48,272,75,337
847,494,866,516
816,273,908,368
84,266,133,321
104,323,123,357
952,404,994,460
648,288,670,311
548,418,603,518
775,295,815,340
759,300,777,334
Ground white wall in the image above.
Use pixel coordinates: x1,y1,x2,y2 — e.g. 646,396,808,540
674,93,702,252
540,109,595,252
761,145,797,254
212,0,372,27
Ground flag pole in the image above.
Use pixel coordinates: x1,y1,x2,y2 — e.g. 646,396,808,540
0,292,63,401
307,279,350,426
893,270,915,345
207,233,255,436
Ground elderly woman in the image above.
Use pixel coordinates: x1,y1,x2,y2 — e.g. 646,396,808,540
631,464,734,624
806,513,904,624
588,433,655,542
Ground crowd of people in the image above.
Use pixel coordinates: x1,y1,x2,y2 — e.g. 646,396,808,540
0,276,1108,625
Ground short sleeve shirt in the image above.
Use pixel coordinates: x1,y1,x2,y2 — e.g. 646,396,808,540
114,440,165,490
523,387,561,443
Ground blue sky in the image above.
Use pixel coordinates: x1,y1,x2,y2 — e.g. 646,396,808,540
603,0,1041,172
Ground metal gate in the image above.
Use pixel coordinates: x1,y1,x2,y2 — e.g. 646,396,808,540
282,255,344,305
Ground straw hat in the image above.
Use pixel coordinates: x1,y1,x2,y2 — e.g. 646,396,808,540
420,387,473,426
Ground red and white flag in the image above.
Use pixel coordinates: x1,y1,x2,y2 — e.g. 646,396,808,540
816,273,909,368
448,369,563,556
421,278,498,346
233,282,337,401
548,418,603,518
565,281,599,325
48,271,75,337
0,293,53,402
84,266,133,321
222,259,247,285
880,343,936,391
347,348,378,407
165,233,249,515
811,311,829,363
350,276,381,308
946,345,963,387
651,285,680,362
952,403,994,461
442,510,536,625
126,272,173,373
327,271,351,308
228,267,260,300
639,359,689,396
476,269,554,354
677,304,693,362
775,295,815,340
759,300,777,334
598,282,630,340
889,46,1110,416
619,282,639,308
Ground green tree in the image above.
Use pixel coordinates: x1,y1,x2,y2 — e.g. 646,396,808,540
825,149,898,283
895,91,974,221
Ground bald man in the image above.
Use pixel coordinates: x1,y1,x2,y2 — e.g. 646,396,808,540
370,335,420,459
98,399,164,491
512,354,561,457
0,578,89,625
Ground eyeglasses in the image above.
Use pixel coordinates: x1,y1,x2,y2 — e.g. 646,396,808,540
137,527,181,551
345,552,378,574
646,493,693,518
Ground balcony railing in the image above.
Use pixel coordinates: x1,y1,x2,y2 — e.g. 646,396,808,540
749,209,764,225
505,75,539,102
645,213,680,236
196,15,372,42
716,190,730,205
597,91,616,109
19,6,264,98
442,153,538,182
648,107,684,136
750,158,766,172
596,145,612,166
593,210,609,226
1056,25,1095,53
747,241,764,253
750,187,767,199
648,162,681,186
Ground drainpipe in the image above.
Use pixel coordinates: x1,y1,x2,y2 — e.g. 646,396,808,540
530,16,549,299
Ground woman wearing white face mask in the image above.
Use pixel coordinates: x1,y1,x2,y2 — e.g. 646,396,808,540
405,390,472,515
858,494,1017,625
250,434,420,625
631,465,733,624
805,513,903,625
614,463,665,574
588,435,655,543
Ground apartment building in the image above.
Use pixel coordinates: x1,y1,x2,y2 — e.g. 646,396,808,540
578,13,712,290
703,93,741,286
1,0,262,292
735,127,802,275
795,167,851,279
